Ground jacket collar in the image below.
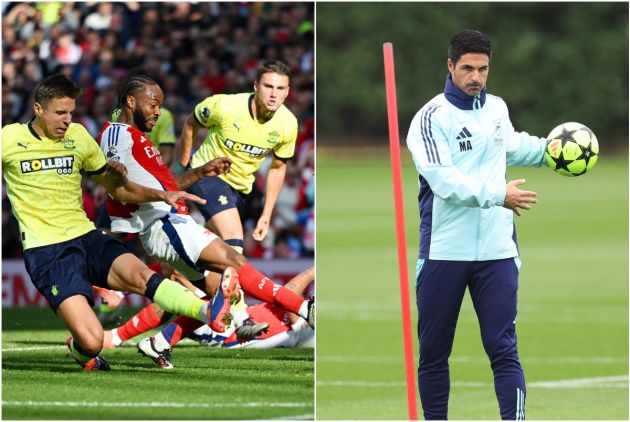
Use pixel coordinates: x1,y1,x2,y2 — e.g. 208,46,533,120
444,74,486,110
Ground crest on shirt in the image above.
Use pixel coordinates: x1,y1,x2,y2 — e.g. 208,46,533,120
62,138,76,150
267,131,280,145
493,119,503,147
105,145,117,160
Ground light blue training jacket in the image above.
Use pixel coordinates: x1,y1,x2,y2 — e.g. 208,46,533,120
406,75,547,262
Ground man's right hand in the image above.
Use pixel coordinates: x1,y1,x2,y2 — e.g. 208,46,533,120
503,179,538,217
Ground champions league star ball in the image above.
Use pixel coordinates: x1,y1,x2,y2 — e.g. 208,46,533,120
544,122,599,177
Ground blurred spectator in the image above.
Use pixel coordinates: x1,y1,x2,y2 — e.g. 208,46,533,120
2,2,314,260
84,3,113,33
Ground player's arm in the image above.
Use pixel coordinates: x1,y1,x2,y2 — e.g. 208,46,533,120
174,157,232,190
253,155,287,241
91,161,206,208
504,109,548,167
179,114,205,168
406,107,536,213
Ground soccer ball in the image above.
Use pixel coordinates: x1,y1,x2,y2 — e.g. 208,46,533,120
544,122,599,176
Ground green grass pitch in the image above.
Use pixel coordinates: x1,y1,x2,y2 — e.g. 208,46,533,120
315,149,628,420
2,308,313,420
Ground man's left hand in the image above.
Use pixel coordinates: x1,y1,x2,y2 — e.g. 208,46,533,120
253,217,270,241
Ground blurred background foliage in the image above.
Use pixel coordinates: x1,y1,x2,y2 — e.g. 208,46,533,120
317,2,629,147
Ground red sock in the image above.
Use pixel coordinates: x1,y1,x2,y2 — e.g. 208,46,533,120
116,304,162,342
162,316,205,347
237,263,304,315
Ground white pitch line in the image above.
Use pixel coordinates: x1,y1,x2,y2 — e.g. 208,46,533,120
3,345,66,353
317,375,628,389
2,400,313,409
529,375,628,388
267,413,314,420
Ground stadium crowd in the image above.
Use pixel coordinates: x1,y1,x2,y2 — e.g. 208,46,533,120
2,2,314,260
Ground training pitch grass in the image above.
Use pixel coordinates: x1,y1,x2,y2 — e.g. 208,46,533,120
2,308,314,420
316,149,628,420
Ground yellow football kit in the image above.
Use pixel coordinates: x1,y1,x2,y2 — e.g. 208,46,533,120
2,122,107,249
112,107,176,148
191,93,298,194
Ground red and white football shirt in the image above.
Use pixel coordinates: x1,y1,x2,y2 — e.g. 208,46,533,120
97,122,187,233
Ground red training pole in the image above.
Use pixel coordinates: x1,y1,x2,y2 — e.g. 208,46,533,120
383,42,419,420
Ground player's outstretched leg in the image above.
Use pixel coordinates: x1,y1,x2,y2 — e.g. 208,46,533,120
235,262,315,328
136,267,240,368
106,253,239,332
197,241,315,327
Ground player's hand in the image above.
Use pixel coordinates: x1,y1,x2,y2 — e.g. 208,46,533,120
199,157,232,177
161,191,207,208
106,160,127,179
253,216,270,241
503,179,538,217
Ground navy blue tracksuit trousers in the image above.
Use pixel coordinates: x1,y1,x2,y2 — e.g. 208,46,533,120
416,258,526,420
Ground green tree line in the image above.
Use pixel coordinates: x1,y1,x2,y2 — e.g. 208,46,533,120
317,2,629,148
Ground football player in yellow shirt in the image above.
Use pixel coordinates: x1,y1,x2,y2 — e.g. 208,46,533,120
2,74,238,371
178,60,301,330
178,60,298,248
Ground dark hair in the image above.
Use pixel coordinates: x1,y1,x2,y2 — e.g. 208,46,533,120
448,29,492,64
112,75,158,114
33,74,82,106
256,60,291,83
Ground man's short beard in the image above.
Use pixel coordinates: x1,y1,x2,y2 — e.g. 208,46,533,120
133,108,151,132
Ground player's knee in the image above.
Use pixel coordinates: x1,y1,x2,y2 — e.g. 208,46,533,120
418,336,452,365
483,335,518,366
76,330,104,356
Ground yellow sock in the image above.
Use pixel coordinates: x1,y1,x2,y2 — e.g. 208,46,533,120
153,279,206,321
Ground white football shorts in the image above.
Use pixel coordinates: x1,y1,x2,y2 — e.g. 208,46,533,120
140,213,219,281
